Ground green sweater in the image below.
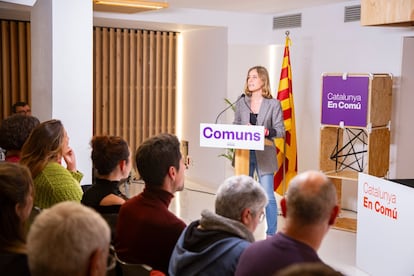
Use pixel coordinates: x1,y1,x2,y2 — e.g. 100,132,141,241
33,162,83,209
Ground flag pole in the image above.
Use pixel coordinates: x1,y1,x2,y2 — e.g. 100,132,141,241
283,137,287,195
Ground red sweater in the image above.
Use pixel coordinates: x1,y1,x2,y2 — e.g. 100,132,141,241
115,186,186,274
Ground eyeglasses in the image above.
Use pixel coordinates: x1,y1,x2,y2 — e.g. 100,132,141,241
107,245,117,271
259,211,266,223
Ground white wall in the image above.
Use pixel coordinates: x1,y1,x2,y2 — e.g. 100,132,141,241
31,0,93,184
394,37,414,178
94,8,272,44
179,27,228,188
31,0,52,119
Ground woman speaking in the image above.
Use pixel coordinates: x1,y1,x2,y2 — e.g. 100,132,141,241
233,65,285,236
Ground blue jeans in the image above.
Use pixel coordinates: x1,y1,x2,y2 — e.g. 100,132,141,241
249,150,278,235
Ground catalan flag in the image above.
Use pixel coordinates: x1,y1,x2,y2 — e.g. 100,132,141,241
274,34,298,195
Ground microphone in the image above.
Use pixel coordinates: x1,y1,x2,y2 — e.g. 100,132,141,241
242,94,254,114
215,94,245,124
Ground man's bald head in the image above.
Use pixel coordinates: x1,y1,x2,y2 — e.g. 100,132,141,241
284,170,338,225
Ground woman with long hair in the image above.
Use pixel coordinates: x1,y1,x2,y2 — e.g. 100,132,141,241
233,66,285,236
0,162,34,275
20,119,83,209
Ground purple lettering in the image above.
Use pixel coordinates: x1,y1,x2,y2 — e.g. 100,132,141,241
203,127,213,138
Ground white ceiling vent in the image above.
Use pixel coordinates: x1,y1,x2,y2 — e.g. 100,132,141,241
273,13,302,30
344,5,361,22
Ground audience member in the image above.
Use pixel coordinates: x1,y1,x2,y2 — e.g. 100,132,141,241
82,135,131,211
276,262,344,276
27,201,111,276
12,102,31,116
0,162,34,275
115,133,187,274
20,119,83,209
0,114,40,163
81,135,131,241
169,175,268,275
235,170,339,276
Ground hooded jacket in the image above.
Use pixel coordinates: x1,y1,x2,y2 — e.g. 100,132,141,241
168,209,254,276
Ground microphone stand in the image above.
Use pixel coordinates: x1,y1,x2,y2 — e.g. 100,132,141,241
215,94,245,124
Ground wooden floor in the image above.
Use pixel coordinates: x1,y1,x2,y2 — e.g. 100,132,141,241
333,217,357,233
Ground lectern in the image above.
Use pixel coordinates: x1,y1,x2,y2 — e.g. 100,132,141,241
234,149,249,176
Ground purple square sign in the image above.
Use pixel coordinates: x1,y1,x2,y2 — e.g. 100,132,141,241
321,75,369,127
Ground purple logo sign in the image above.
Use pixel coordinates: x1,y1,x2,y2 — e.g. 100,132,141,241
321,75,369,127
199,123,265,150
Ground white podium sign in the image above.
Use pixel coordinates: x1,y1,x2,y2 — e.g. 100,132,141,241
200,123,264,150
357,173,414,276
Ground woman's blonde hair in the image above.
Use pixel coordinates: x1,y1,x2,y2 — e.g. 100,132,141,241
244,66,273,99
20,119,65,178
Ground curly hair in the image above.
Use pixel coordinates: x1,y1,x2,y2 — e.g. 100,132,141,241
0,114,40,151
90,135,130,175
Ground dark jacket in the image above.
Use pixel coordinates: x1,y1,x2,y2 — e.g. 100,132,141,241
169,210,254,276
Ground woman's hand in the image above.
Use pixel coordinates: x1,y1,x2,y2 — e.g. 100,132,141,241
63,147,77,172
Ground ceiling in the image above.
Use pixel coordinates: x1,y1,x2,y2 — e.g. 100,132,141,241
166,0,353,14
0,0,355,20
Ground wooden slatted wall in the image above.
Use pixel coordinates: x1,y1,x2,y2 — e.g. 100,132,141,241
0,20,30,119
93,27,177,156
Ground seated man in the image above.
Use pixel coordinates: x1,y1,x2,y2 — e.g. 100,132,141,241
235,170,339,276
168,175,268,276
27,202,111,276
12,101,31,115
0,114,40,162
115,133,187,274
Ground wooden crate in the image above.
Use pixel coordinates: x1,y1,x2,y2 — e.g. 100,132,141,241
320,126,390,180
368,75,393,127
319,73,392,232
361,0,414,26
320,73,392,180
367,127,390,176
